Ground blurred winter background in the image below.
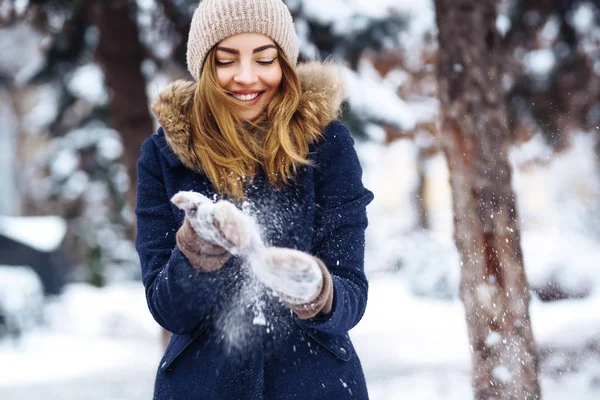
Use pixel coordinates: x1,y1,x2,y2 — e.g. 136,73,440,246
1,0,599,399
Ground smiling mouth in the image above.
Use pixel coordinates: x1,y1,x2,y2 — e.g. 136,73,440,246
230,92,264,102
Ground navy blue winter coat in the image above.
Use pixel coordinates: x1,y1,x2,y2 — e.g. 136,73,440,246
135,63,374,400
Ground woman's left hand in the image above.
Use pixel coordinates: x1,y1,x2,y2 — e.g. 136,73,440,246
254,247,334,319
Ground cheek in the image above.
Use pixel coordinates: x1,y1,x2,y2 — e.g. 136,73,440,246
266,67,283,89
216,70,229,88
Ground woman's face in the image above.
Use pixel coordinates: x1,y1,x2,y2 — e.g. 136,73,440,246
215,33,283,121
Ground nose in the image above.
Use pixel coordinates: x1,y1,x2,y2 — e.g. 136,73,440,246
233,62,259,85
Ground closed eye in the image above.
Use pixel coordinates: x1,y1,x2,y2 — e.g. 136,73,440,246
257,58,277,65
216,60,234,66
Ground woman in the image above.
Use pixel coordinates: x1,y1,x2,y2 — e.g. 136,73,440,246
135,0,374,398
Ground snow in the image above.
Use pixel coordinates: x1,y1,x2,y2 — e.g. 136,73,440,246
18,83,61,134
13,0,30,14
49,149,79,179
296,0,435,68
0,216,67,252
44,282,159,338
0,266,44,334
531,295,600,349
524,49,556,76
523,231,600,296
0,22,46,85
171,191,263,254
492,365,512,383
55,125,123,153
511,132,600,233
352,278,600,399
540,16,560,42
250,248,322,304
396,1,436,37
345,64,416,130
2,256,600,399
67,64,109,106
62,170,90,201
97,136,124,162
486,331,502,347
300,0,409,34
568,3,595,33
42,124,126,200
496,14,511,36
364,123,387,143
135,0,155,11
302,0,437,38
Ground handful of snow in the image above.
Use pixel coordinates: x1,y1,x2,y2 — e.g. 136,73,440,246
171,191,323,304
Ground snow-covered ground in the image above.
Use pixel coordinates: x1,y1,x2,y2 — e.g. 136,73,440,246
1,277,600,399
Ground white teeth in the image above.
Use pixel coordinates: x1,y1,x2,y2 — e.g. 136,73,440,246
232,92,260,101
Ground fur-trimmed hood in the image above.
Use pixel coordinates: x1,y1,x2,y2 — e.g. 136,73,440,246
151,62,346,172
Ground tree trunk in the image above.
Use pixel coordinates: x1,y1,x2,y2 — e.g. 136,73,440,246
434,0,541,398
89,0,169,345
89,0,153,214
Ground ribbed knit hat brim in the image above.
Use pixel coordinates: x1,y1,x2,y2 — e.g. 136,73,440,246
186,0,299,81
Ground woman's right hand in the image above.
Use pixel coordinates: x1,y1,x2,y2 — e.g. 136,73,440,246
171,191,262,259
175,219,230,272
171,191,233,272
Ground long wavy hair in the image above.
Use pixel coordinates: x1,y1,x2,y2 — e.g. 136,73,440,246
189,46,323,200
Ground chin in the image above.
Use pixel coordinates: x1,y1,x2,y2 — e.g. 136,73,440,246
238,109,265,122
238,113,259,121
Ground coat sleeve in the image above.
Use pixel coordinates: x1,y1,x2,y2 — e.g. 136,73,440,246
135,137,232,335
295,121,374,336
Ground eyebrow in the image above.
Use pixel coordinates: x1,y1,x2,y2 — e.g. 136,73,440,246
216,44,277,55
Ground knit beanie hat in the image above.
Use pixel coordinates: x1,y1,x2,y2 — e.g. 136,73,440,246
186,0,300,81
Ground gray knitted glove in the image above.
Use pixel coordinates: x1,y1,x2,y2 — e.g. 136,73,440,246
176,219,230,272
257,248,333,319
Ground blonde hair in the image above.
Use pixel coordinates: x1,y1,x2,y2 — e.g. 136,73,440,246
190,47,323,200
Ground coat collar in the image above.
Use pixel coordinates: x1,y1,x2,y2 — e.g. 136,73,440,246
150,62,346,171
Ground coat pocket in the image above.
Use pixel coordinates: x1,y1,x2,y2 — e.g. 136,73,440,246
158,321,209,373
295,323,353,362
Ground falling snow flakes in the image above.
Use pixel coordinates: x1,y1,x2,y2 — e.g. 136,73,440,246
252,313,266,326
491,365,512,383
339,378,353,395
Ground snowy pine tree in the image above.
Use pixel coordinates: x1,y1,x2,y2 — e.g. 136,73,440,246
286,0,415,139
2,0,144,285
